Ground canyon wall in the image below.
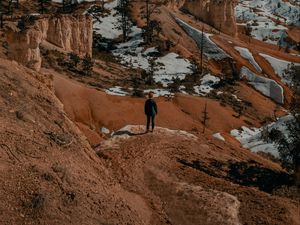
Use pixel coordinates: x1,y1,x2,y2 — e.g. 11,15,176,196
6,15,93,71
182,0,237,36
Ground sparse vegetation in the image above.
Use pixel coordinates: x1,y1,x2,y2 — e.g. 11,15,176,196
82,54,94,76
117,0,131,42
201,101,209,133
38,0,50,14
143,0,166,43
265,65,300,173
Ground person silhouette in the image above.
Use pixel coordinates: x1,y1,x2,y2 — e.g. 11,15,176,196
144,92,158,132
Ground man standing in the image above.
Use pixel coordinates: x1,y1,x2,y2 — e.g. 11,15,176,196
144,92,157,132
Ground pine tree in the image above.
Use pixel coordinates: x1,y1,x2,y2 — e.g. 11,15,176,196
147,58,156,85
82,54,94,76
117,0,131,42
144,0,165,43
267,65,300,173
38,0,50,14
62,0,73,12
68,53,80,68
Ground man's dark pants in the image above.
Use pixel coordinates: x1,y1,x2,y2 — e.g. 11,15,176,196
146,114,155,131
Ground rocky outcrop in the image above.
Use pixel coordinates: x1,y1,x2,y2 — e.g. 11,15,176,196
6,24,43,71
45,15,93,57
6,15,92,71
181,0,237,36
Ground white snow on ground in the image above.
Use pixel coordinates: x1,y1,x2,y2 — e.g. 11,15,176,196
175,18,229,60
234,47,262,72
153,53,193,87
101,127,110,134
112,29,193,86
144,89,174,97
240,67,284,104
194,74,220,96
89,0,123,39
250,22,287,45
105,86,129,96
86,0,194,89
213,133,225,141
231,115,294,158
232,94,242,102
235,0,299,45
259,53,300,84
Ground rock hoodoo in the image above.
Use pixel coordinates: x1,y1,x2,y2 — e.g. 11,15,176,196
6,15,93,71
182,0,237,36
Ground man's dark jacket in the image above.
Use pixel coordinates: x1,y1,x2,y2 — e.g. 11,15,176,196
144,99,157,116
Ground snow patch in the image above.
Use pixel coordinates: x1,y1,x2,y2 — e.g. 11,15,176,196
234,46,262,72
259,53,300,84
153,53,193,87
240,67,284,104
175,18,229,60
231,115,294,158
194,74,220,96
105,86,129,96
213,133,225,141
144,89,174,97
235,0,299,44
101,127,110,134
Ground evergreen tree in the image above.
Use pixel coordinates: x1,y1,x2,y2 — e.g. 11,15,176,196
82,54,94,76
38,0,51,14
117,0,131,42
268,65,300,172
143,0,165,43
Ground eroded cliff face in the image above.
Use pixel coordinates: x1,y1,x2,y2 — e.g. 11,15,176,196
6,23,43,71
6,15,92,71
182,0,237,36
46,15,93,56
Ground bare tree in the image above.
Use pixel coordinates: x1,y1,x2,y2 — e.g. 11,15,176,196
200,26,204,75
201,101,209,133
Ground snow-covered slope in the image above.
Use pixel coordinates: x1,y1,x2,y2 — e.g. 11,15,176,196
231,115,294,158
259,53,300,84
234,47,262,72
85,0,194,94
175,18,230,60
240,67,284,104
236,0,299,45
92,0,123,39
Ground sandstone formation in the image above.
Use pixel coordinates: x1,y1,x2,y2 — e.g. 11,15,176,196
6,15,93,71
182,0,237,36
